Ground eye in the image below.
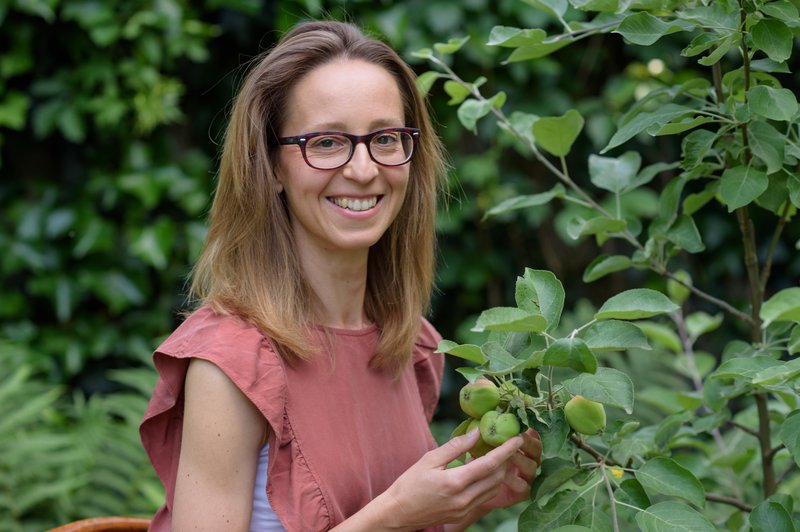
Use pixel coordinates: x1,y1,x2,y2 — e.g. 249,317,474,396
373,131,399,146
308,135,348,151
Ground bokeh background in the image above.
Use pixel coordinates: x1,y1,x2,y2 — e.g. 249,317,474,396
2,0,798,530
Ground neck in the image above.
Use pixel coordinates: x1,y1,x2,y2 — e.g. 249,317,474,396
298,244,371,330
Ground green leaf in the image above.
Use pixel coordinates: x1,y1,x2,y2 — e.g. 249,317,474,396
615,12,693,46
761,287,800,328
719,165,769,211
533,109,584,157
583,254,632,282
790,325,800,355
748,86,798,121
681,32,719,58
457,99,494,134
500,110,539,147
472,307,548,333
519,489,586,530
488,26,546,47
603,104,691,153
531,463,584,499
480,342,529,375
521,0,568,18
411,48,434,60
416,71,441,98
563,366,635,413
748,120,785,174
531,411,570,459
750,499,797,532
435,340,487,364
483,184,564,219
685,312,723,342
760,2,799,24
505,37,572,62
433,36,470,55
681,129,717,168
635,501,716,531
588,151,641,193
751,19,793,63
636,322,682,353
581,320,650,353
779,410,800,468
567,216,626,240
596,289,680,320
543,337,597,374
617,478,650,510
683,183,718,216
697,34,736,66
710,355,783,381
666,215,705,253
790,174,800,209
627,161,680,193
635,457,705,508
444,81,470,105
515,268,565,332
752,358,800,387
0,91,30,130
653,115,715,136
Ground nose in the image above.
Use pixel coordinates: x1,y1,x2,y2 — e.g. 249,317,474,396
342,142,379,182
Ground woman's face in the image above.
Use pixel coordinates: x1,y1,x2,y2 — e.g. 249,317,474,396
277,59,410,259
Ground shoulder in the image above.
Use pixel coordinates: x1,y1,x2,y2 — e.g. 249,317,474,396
148,306,287,438
157,306,272,360
414,316,443,352
412,316,443,364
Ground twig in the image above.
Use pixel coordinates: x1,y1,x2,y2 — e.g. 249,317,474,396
672,311,729,453
706,492,754,512
727,419,760,439
760,201,790,294
570,434,616,465
755,393,777,497
663,270,753,325
602,468,621,532
766,443,786,461
777,463,797,484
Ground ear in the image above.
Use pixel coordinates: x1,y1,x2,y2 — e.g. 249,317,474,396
273,165,285,193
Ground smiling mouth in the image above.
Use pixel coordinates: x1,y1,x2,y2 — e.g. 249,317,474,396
329,196,380,211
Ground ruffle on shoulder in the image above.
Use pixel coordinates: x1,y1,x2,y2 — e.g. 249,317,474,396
139,306,287,527
412,317,445,423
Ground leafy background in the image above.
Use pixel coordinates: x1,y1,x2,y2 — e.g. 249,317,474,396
1,0,798,529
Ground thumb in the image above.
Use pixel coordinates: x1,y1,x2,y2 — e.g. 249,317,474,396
426,429,480,467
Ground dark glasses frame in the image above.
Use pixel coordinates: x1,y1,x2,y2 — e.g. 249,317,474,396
277,127,420,170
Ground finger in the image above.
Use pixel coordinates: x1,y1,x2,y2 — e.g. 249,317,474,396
518,431,543,466
510,453,539,482
424,429,481,467
452,436,520,485
504,464,531,491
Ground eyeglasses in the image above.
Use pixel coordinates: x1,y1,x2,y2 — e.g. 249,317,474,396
278,127,420,170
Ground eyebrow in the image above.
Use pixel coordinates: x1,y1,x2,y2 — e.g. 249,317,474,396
300,119,405,133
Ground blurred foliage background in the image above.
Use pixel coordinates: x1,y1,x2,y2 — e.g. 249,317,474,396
1,0,798,529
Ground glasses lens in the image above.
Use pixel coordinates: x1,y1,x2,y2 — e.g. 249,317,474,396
369,130,414,166
305,134,352,169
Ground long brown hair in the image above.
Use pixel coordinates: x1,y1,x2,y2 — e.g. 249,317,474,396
190,20,446,373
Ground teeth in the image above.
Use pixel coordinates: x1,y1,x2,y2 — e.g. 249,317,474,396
331,197,378,211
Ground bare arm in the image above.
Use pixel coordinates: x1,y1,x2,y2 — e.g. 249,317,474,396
172,358,268,532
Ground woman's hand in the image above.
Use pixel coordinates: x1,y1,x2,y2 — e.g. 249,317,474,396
334,429,532,531
472,429,542,510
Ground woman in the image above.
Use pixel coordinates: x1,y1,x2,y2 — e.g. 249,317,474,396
140,20,541,531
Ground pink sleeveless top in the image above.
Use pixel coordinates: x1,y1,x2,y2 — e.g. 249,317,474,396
139,307,445,531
